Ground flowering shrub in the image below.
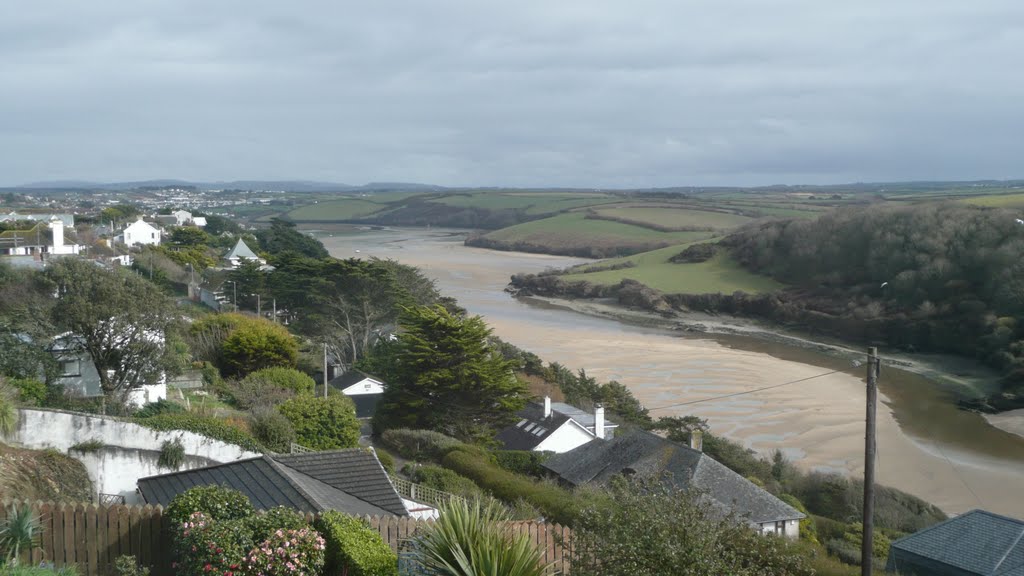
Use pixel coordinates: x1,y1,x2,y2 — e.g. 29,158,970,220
244,507,309,544
243,528,325,576
172,512,253,576
165,486,256,528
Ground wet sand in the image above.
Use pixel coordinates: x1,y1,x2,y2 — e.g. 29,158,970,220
987,409,1024,439
320,227,1024,517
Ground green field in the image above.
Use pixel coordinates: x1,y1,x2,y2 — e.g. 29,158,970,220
590,206,751,229
962,192,1024,208
481,212,710,253
562,242,783,294
435,192,616,212
286,198,388,221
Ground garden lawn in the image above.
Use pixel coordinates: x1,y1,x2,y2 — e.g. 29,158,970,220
562,242,784,294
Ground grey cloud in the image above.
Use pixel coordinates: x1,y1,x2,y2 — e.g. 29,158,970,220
1,0,1022,187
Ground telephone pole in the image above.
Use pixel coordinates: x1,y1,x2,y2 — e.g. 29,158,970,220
862,346,879,575
323,342,329,399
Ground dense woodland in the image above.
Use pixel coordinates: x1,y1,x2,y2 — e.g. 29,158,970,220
721,203,1024,408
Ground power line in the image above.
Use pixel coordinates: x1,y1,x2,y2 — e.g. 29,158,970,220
645,367,855,413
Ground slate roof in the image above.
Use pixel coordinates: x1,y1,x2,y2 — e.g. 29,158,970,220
0,222,79,247
329,370,384,391
495,402,574,451
887,510,1024,576
137,449,407,517
542,429,804,525
225,238,260,261
549,402,619,432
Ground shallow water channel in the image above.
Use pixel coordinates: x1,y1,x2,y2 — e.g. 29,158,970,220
315,226,1024,516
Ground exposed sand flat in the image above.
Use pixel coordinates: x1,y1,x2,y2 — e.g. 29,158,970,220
986,409,1024,439
320,229,1024,518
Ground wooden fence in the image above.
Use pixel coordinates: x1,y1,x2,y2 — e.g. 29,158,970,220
0,500,572,575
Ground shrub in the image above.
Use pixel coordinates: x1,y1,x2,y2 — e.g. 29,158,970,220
136,413,263,453
314,511,397,576
228,369,311,411
243,507,308,543
113,555,150,576
220,318,298,378
69,439,105,453
250,409,296,453
171,512,252,576
780,494,818,545
134,398,185,419
278,395,359,450
243,527,325,576
244,367,315,395
408,465,483,500
0,387,16,437
442,447,578,525
379,429,463,462
9,379,46,407
413,499,551,576
492,450,552,477
158,439,185,470
165,486,256,529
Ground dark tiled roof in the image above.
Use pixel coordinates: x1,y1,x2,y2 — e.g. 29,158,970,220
137,450,406,517
887,510,1024,576
328,370,384,391
542,430,804,525
495,402,572,451
273,449,407,516
549,402,618,432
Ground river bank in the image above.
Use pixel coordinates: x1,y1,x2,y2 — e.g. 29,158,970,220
315,226,1024,517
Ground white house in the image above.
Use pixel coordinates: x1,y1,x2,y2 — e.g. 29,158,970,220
171,210,193,226
191,216,207,228
120,218,162,247
328,370,385,418
495,397,618,453
0,218,81,256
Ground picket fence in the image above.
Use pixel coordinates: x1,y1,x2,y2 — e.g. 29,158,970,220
0,500,572,575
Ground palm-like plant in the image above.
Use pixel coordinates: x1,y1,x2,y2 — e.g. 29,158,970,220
415,499,553,576
0,505,41,566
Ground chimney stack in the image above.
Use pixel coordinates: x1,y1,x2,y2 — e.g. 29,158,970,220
49,218,64,251
594,403,605,439
690,430,703,452
543,396,552,418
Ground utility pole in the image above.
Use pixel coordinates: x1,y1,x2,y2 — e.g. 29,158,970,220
323,343,329,398
257,293,261,317
272,299,277,323
862,346,879,575
232,281,238,312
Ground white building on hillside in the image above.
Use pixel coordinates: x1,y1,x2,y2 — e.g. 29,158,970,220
0,217,81,256
120,218,162,247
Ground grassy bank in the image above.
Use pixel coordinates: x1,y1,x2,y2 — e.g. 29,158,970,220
561,242,783,294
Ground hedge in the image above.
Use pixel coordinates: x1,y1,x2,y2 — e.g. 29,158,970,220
492,450,553,477
136,412,264,452
314,511,398,576
379,428,463,462
442,447,579,526
165,485,256,529
408,465,483,500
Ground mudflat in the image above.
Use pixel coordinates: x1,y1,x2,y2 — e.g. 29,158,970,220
320,228,1024,517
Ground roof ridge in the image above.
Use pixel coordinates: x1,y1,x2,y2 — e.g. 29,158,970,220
136,455,263,482
991,522,1024,575
890,509,1000,548
263,456,325,512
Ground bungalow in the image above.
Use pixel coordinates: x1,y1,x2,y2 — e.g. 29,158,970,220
138,449,419,518
542,429,805,538
495,396,617,453
886,509,1024,575
328,370,385,418
119,218,162,247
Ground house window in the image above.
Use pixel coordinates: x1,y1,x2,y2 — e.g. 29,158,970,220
151,233,155,239
774,521,786,535
515,419,528,428
364,383,372,390
61,359,81,377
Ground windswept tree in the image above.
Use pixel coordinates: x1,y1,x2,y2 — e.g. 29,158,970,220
371,305,527,441
46,258,176,397
256,218,329,260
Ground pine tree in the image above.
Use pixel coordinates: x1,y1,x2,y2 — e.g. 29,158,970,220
371,305,527,441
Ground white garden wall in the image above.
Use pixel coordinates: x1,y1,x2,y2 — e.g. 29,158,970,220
12,409,260,504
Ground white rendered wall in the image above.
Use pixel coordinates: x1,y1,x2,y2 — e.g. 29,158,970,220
12,409,259,504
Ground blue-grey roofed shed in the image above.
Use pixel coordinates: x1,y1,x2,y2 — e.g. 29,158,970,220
886,509,1024,576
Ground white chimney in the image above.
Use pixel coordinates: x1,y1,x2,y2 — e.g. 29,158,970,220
690,430,703,452
543,396,552,418
594,403,605,439
49,218,64,250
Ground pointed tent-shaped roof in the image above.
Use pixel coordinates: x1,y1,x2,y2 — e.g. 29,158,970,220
225,238,260,261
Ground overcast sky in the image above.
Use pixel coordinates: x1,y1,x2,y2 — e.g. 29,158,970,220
1,1,1022,188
